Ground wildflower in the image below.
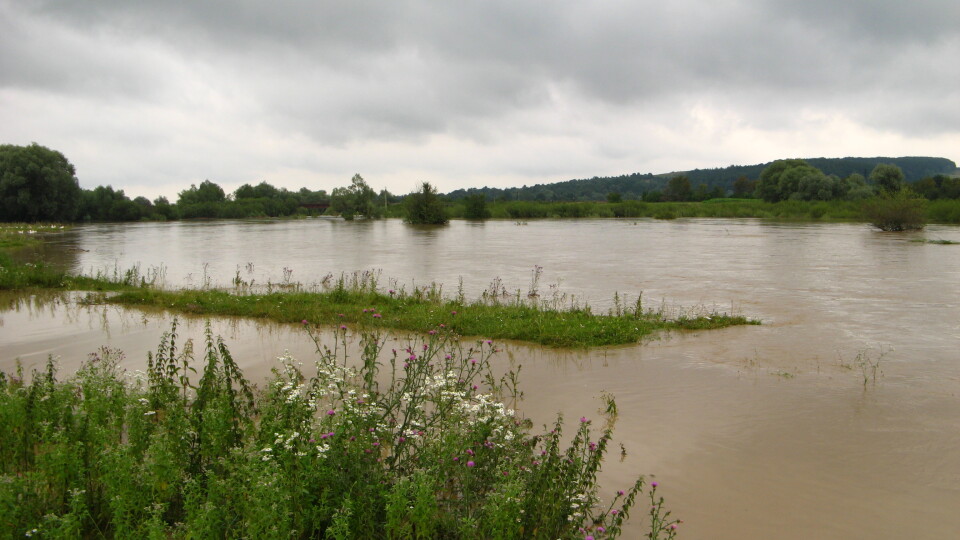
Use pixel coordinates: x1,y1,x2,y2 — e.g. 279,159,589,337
428,330,436,335
340,325,347,330
409,354,417,361
580,416,588,423
301,319,308,325
586,536,594,540
467,461,475,467
470,358,477,365
373,313,382,319
617,490,625,496
444,354,451,360
670,524,678,530
651,481,658,488
327,409,336,416
466,448,474,456
485,340,492,345
597,526,606,533
451,310,457,315
389,289,395,295
610,510,618,515
439,323,446,328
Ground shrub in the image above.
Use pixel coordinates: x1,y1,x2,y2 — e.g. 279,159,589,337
0,321,677,538
862,190,927,231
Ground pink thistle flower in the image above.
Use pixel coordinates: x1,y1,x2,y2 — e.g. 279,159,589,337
373,313,382,318
617,490,625,496
439,323,446,328
428,330,436,335
451,310,457,315
580,416,589,423
466,449,474,456
467,461,475,467
651,481,658,488
340,325,347,330
326,409,336,416
301,319,308,325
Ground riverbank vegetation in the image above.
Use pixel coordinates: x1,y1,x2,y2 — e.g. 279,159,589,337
4,143,958,225
0,320,679,538
0,244,756,347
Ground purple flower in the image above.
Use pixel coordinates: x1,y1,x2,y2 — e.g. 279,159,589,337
373,313,382,318
388,289,395,295
651,481,658,488
409,354,417,361
451,310,458,315
466,449,474,456
467,460,475,467
301,319,308,325
428,330,436,335
326,409,336,416
617,490,625,496
580,416,589,423
339,325,347,330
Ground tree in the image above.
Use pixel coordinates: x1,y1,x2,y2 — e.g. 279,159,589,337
606,192,622,203
330,174,382,220
870,163,905,194
404,182,448,224
463,193,491,220
663,175,692,201
755,159,832,202
862,189,926,231
178,180,226,206
0,143,82,222
731,176,756,198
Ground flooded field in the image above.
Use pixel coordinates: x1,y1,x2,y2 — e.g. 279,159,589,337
3,218,959,539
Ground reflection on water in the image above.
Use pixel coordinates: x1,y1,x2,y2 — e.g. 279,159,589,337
3,218,960,539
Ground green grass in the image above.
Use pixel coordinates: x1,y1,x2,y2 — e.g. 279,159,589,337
105,286,757,348
0,323,679,538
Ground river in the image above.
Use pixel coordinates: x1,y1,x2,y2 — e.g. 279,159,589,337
3,217,959,539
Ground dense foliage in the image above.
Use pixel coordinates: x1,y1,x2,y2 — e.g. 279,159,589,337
446,156,956,202
0,323,678,538
404,182,449,224
0,144,82,222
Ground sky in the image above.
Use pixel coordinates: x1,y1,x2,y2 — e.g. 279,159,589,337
2,0,959,201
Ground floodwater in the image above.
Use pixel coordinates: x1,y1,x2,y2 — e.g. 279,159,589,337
3,218,960,539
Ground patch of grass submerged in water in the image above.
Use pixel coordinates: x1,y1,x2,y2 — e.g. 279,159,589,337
0,322,679,538
106,285,757,348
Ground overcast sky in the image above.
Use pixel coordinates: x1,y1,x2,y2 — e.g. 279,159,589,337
2,0,958,201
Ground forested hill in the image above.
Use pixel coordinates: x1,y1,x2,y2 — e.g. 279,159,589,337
445,156,957,202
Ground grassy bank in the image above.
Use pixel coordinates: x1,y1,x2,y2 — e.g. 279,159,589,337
0,322,679,538
444,198,960,223
107,284,756,348
1,224,757,347
1,255,756,347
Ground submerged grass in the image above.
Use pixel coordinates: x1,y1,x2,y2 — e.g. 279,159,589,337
2,223,757,348
106,286,756,348
0,322,679,538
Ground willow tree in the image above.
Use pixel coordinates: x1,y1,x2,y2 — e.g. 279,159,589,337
404,182,448,224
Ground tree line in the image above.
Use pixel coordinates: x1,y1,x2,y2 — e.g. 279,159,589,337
3,143,957,225
0,143,444,223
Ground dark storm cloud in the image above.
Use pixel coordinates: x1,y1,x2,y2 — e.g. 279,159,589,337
8,0,959,138
1,0,957,196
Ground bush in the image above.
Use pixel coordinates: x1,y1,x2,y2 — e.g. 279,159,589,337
0,322,677,538
862,191,927,231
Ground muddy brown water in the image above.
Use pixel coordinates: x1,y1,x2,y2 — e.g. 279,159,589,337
3,218,959,539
